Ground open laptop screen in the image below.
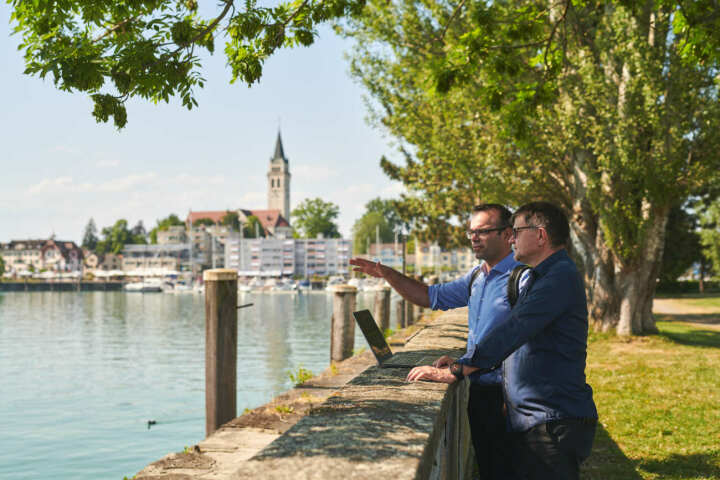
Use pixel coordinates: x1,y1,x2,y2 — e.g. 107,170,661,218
353,309,393,365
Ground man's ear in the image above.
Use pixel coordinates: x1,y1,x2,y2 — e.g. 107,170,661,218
537,227,548,247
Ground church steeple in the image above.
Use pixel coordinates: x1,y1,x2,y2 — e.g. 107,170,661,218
267,130,291,221
272,131,287,163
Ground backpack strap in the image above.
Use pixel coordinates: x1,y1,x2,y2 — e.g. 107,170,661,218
467,266,483,299
508,265,532,307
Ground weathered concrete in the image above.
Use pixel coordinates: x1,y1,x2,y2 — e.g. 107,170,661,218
135,309,471,480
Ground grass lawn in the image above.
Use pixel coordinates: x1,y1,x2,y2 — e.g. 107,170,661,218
581,300,720,479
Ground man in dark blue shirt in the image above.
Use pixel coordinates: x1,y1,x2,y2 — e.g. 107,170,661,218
351,204,520,479
408,201,597,480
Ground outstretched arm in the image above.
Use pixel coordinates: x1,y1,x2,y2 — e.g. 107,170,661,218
349,258,430,308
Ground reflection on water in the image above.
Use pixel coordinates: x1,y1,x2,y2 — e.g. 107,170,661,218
0,290,393,480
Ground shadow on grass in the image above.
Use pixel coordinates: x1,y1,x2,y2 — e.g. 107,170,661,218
581,424,642,479
656,313,720,325
654,316,720,349
639,453,720,479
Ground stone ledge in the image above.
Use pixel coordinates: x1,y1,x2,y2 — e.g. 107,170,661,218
230,310,467,479
135,308,467,480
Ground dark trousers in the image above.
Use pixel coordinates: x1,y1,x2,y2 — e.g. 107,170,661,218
511,419,596,480
467,384,514,480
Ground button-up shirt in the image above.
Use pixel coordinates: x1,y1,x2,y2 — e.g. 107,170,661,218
428,252,522,385
457,249,598,431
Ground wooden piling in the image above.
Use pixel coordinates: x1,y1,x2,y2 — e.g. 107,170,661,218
373,286,391,333
405,300,415,327
396,299,406,329
330,285,357,362
204,268,238,437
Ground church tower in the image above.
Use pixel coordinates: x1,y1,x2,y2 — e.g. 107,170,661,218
267,131,291,220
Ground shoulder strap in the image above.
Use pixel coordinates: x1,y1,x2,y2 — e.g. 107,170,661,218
467,266,482,298
508,265,532,307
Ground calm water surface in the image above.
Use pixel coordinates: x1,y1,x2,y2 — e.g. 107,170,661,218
0,290,392,480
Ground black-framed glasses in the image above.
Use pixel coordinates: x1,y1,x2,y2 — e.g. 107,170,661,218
512,225,540,238
465,226,508,239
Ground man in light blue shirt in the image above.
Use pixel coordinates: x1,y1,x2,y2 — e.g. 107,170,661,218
350,204,520,479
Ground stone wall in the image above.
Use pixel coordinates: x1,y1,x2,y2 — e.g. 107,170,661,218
136,309,475,480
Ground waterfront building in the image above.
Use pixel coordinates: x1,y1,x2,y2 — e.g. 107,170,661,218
0,238,83,274
156,225,188,245
415,242,476,273
367,242,404,268
83,250,122,272
179,132,294,272
224,235,352,277
121,244,191,275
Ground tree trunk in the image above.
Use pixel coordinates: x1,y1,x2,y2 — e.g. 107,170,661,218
572,201,669,335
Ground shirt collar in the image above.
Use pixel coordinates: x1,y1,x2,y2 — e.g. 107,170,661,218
533,248,569,277
488,251,518,275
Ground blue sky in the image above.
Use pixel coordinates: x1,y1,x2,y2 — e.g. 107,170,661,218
0,5,402,243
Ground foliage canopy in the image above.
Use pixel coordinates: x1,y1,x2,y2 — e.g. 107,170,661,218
8,0,367,128
342,0,720,333
291,197,340,238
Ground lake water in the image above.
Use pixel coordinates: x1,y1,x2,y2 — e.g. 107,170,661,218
0,290,395,480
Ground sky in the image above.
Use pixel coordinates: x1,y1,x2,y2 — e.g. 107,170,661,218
0,4,403,244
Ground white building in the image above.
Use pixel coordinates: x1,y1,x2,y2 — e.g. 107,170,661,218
415,242,476,273
225,235,352,277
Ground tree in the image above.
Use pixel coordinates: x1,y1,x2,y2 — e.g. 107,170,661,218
221,211,240,232
193,217,216,227
700,198,720,278
243,215,266,238
8,0,367,128
364,197,404,232
130,220,147,244
96,219,146,254
658,205,702,284
352,211,394,254
81,218,98,250
8,0,720,131
291,198,341,238
343,0,720,334
149,214,185,244
0,255,5,277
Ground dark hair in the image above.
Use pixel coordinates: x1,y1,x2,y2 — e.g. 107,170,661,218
472,204,513,228
512,202,569,248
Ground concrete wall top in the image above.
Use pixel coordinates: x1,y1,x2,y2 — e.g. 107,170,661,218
231,310,468,479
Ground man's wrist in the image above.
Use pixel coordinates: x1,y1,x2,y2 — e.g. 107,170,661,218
449,361,465,380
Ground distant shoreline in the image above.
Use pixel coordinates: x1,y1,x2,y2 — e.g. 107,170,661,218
0,281,123,292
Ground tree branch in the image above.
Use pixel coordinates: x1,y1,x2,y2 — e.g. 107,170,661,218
94,15,141,43
440,0,467,41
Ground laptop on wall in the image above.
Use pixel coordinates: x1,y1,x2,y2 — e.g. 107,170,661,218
352,309,435,369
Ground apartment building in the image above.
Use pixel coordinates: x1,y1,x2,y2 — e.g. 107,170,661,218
224,235,352,277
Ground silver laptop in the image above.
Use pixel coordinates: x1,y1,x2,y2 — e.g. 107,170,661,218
353,309,435,368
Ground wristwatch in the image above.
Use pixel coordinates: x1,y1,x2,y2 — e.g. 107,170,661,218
449,361,465,380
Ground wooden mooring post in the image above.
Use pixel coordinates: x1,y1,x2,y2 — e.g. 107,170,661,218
204,268,238,437
373,286,391,333
396,299,406,329
405,300,415,327
330,285,357,363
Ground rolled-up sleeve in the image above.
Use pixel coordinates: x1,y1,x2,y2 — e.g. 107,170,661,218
428,268,475,311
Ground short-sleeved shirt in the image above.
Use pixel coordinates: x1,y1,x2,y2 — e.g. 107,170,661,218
428,252,522,385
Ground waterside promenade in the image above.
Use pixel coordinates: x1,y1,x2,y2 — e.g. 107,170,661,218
134,308,474,480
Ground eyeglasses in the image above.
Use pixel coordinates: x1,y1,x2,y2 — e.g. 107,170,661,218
465,226,508,239
512,225,540,238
